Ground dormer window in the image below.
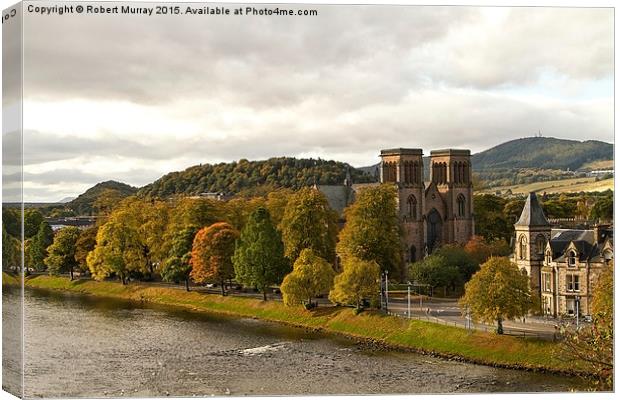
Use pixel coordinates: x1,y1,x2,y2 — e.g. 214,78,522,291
568,251,577,267
603,250,613,265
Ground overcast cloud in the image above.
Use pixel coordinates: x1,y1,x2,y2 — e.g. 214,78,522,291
13,4,614,201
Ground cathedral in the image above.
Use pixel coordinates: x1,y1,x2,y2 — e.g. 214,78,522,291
317,147,475,267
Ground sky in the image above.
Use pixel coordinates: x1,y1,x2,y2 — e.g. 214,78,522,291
3,3,614,202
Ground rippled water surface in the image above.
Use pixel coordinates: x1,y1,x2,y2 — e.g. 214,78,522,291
7,288,587,398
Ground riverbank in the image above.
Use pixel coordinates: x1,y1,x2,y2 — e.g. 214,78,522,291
7,273,589,378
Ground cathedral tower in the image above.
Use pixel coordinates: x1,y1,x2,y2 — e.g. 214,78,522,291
428,149,474,246
380,148,425,263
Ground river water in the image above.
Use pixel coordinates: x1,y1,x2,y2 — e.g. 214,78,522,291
6,288,586,398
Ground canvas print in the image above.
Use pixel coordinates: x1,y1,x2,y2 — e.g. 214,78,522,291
2,1,614,398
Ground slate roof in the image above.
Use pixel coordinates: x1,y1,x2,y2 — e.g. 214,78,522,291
316,185,355,216
515,192,550,227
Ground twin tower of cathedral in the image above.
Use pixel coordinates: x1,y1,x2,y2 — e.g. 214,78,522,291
378,148,475,262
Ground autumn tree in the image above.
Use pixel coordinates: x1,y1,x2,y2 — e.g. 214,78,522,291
459,257,533,334
280,248,334,308
74,226,98,273
93,188,126,217
336,184,402,279
86,220,147,284
44,226,81,280
28,222,54,271
190,222,239,295
233,207,289,300
558,263,613,389
329,257,380,312
279,187,338,263
265,189,293,228
160,226,199,291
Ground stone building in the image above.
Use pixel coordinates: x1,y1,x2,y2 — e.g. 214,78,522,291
317,147,475,265
513,192,613,317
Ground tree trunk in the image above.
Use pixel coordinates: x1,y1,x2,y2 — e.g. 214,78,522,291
496,317,504,334
185,277,190,292
220,280,226,296
69,267,74,281
263,289,268,301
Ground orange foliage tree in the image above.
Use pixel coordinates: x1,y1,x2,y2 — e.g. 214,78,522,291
189,222,239,295
464,235,511,267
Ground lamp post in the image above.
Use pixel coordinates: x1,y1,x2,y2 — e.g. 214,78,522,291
407,282,411,319
575,296,580,330
384,270,389,313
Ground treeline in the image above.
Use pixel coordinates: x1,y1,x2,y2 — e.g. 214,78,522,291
475,168,586,188
473,190,613,243
137,157,375,198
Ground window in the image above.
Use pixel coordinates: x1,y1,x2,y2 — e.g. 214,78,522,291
542,272,552,292
410,245,416,262
457,194,466,217
535,235,546,255
567,275,580,292
545,250,552,265
568,251,577,267
519,235,527,260
407,195,417,219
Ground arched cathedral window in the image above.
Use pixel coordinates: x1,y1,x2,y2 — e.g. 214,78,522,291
407,195,417,219
457,194,466,217
519,235,527,260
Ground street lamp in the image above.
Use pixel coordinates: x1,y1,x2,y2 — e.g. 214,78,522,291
407,281,411,319
575,296,581,330
384,270,389,313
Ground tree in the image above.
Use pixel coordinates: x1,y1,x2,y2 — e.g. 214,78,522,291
280,249,334,308
590,196,613,222
189,222,239,295
329,257,380,311
159,226,199,291
74,226,98,273
24,209,44,238
336,185,402,279
44,226,81,280
2,208,20,238
434,244,477,283
92,188,126,217
459,257,534,334
558,263,613,389
86,220,147,284
2,225,20,270
463,235,494,267
279,187,338,263
409,254,462,296
233,207,290,300
28,222,54,271
473,195,512,242
265,189,293,228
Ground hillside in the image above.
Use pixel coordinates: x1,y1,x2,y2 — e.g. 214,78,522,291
65,181,138,215
471,137,612,171
138,157,375,198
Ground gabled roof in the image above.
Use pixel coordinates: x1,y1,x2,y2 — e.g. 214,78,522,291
515,192,550,227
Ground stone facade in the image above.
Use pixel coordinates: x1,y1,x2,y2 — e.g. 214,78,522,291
317,147,475,268
513,192,613,318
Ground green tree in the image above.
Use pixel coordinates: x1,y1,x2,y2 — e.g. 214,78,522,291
28,222,54,271
2,208,20,238
44,226,81,280
190,222,239,295
473,194,511,242
459,257,533,334
2,225,20,270
280,248,335,308
329,257,380,311
280,187,338,262
74,226,98,273
409,254,462,296
86,220,147,284
24,209,44,239
160,226,199,291
233,207,290,300
590,196,613,221
558,263,613,389
336,184,402,279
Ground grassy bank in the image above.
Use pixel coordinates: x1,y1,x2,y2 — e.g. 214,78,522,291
7,273,587,377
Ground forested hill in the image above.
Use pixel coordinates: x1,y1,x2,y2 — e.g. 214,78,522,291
137,157,375,198
471,137,612,171
66,180,138,215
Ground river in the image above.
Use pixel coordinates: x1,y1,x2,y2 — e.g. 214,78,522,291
4,288,586,398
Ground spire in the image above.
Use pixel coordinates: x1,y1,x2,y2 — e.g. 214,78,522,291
515,192,550,227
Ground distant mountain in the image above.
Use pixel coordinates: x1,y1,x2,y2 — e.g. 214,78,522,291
138,157,375,198
65,180,137,215
57,196,76,203
471,137,612,171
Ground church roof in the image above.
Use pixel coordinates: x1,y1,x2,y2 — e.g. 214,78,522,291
515,192,550,227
